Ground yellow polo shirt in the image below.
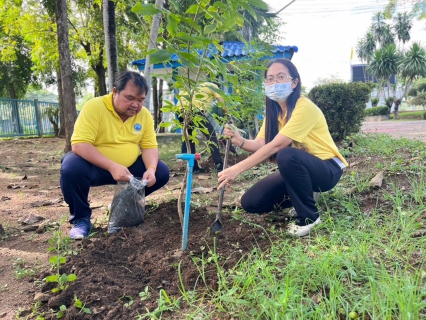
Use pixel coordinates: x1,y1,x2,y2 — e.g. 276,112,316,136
257,97,348,165
71,93,158,167
179,82,222,111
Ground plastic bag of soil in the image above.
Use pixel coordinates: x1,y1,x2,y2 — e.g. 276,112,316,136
107,177,148,234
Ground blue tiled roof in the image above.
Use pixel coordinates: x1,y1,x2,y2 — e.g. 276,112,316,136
131,41,298,69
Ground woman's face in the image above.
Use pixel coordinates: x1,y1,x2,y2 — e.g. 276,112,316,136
265,63,298,90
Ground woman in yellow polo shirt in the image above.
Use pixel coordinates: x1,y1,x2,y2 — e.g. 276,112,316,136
218,58,347,237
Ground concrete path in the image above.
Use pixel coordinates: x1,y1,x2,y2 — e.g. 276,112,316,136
361,120,426,142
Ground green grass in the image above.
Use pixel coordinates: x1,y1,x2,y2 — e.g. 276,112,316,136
390,110,426,120
151,133,426,319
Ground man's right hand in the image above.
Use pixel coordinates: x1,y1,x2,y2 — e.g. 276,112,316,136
109,163,132,182
224,124,243,147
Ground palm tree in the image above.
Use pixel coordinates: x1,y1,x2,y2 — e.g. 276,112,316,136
367,44,400,116
393,12,412,46
368,42,426,118
363,31,376,60
371,12,387,45
381,24,395,48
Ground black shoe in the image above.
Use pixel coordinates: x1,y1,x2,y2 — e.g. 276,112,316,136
193,167,206,174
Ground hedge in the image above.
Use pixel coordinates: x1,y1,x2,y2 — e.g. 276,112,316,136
364,106,389,116
308,82,372,141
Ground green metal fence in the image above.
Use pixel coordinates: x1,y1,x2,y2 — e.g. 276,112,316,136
0,98,59,138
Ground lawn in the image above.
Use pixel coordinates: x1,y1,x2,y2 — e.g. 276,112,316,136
0,133,425,319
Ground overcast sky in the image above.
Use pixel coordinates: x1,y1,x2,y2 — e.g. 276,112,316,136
265,0,425,89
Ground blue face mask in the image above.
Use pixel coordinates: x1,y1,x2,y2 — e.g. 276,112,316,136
265,82,293,102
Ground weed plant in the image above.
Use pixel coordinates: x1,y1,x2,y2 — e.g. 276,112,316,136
45,220,78,293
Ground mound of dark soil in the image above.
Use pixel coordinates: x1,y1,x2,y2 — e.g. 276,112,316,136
40,200,285,319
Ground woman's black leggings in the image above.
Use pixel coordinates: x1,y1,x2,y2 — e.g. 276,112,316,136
241,148,343,222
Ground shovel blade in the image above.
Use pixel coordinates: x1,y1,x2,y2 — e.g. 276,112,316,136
211,218,222,234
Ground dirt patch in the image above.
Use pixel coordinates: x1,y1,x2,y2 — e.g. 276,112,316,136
1,135,423,319
37,200,283,319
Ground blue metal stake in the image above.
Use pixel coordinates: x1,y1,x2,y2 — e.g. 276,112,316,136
175,153,200,251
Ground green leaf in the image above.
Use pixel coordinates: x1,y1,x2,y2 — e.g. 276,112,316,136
59,257,66,264
60,274,68,283
234,12,245,27
59,305,67,311
204,23,217,34
239,2,257,20
52,288,60,293
131,3,161,16
247,0,268,10
167,14,178,37
49,256,58,264
149,50,173,64
185,4,199,14
74,299,82,308
84,308,92,314
67,274,77,282
45,274,59,283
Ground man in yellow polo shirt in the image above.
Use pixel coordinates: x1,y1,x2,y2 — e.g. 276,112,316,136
60,70,170,239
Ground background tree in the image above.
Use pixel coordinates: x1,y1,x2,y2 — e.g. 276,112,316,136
367,42,426,118
0,0,35,98
356,10,426,118
143,0,164,110
56,0,77,152
103,0,119,92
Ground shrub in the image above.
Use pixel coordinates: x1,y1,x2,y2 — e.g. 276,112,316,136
308,82,372,141
371,97,379,107
364,106,389,116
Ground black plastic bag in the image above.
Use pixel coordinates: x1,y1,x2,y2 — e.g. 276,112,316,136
107,177,147,234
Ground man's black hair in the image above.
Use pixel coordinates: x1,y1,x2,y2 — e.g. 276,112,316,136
114,70,149,95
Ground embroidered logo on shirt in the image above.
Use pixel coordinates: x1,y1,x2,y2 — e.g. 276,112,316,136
133,123,142,135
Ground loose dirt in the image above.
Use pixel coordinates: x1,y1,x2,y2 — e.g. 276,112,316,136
0,138,284,319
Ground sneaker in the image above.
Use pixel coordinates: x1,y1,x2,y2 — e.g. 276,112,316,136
287,192,320,217
70,218,92,240
287,217,321,237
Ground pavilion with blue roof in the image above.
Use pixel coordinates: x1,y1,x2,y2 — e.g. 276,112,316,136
131,41,298,73
131,41,298,112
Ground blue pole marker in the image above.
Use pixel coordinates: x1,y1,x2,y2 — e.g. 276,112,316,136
175,153,201,251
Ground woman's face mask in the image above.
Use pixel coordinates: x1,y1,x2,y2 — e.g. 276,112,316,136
265,82,293,102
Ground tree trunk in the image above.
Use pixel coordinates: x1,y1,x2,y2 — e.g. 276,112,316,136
93,57,107,96
158,78,164,133
103,0,118,93
9,83,23,134
57,70,65,137
152,77,158,129
394,98,402,119
143,0,164,110
56,0,77,153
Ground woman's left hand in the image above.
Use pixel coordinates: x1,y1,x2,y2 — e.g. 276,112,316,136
218,165,241,190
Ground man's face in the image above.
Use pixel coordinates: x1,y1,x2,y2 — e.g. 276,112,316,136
112,81,146,120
